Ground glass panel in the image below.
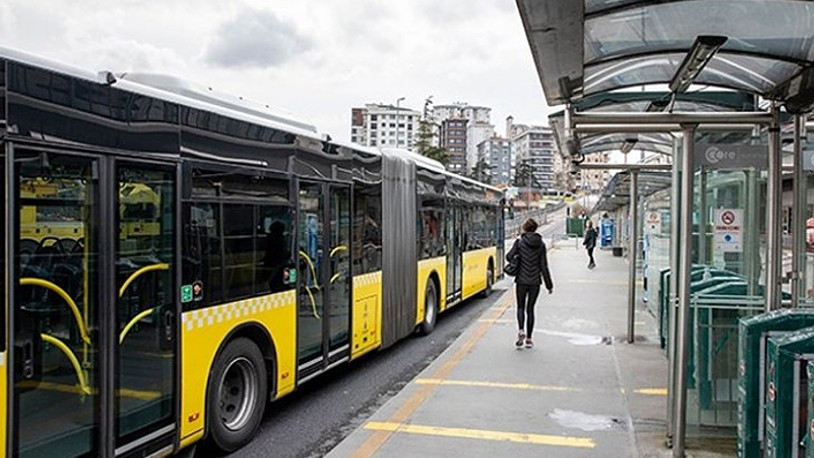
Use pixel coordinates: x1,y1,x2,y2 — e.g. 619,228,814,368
14,151,99,457
352,184,382,274
696,55,802,94
116,164,175,443
328,187,350,351
585,1,814,64
182,202,222,308
419,198,445,260
297,183,324,364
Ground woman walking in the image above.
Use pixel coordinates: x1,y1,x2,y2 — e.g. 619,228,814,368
583,220,598,269
506,218,554,349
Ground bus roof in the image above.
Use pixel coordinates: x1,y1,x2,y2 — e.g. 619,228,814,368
0,46,327,144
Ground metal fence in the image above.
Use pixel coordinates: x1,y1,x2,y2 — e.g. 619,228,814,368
687,295,764,428
504,201,566,238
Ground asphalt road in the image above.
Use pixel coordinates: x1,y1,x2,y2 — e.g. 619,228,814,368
195,211,569,458
194,282,508,458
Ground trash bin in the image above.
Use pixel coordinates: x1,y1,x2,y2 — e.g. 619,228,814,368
765,328,814,458
737,310,814,458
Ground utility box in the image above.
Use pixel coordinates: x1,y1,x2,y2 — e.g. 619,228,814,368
738,310,814,458
600,218,614,247
765,328,814,458
566,217,584,237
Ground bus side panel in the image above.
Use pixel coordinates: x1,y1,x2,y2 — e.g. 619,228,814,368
417,257,447,323
1,351,5,458
179,290,297,444
461,247,496,301
350,272,383,360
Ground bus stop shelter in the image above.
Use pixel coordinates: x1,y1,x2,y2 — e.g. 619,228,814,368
517,1,814,456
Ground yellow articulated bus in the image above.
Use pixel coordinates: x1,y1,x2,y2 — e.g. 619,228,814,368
0,48,504,457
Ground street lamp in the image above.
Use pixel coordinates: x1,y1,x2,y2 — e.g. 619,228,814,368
395,97,405,148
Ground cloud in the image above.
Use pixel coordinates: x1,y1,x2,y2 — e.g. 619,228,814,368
204,8,313,68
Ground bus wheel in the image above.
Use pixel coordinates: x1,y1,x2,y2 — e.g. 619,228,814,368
207,337,268,452
480,264,494,297
419,280,438,335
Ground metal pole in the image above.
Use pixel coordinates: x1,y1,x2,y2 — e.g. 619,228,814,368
628,169,639,344
667,136,681,438
673,124,696,458
766,105,782,311
793,115,805,307
572,111,774,125
699,169,707,265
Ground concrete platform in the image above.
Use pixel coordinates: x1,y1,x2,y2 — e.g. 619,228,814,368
327,242,735,458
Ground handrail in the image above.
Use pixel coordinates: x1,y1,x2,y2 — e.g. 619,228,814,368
298,251,319,288
119,308,155,344
40,333,91,395
298,250,321,319
119,263,170,298
20,278,91,345
330,245,348,257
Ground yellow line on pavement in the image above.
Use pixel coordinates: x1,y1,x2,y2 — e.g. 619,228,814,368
352,292,514,457
364,421,595,448
635,388,668,396
415,378,577,392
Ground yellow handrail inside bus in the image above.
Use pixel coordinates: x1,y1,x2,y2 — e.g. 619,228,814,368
40,333,91,395
119,263,170,298
297,251,321,319
330,273,341,284
20,278,91,345
330,245,347,257
119,308,155,344
298,251,319,289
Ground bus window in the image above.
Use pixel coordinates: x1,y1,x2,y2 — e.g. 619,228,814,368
419,198,445,259
352,184,382,274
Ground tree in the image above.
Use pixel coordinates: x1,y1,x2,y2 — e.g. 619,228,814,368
513,159,540,210
471,157,493,184
415,96,450,165
513,159,539,188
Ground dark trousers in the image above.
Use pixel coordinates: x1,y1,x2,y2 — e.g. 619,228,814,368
587,247,595,266
516,284,540,338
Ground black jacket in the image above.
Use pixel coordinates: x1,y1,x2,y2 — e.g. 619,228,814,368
583,227,598,250
507,232,553,289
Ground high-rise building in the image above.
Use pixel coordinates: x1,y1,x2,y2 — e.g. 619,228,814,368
477,137,513,185
507,118,555,191
350,104,421,150
433,103,495,173
439,118,468,174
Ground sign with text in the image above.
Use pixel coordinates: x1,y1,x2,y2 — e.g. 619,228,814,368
645,211,661,235
695,143,767,170
714,208,744,253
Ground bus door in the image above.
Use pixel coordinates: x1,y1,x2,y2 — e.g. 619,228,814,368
446,203,463,303
10,149,177,457
296,181,351,381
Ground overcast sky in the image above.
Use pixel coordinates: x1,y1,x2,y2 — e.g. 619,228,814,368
0,0,557,142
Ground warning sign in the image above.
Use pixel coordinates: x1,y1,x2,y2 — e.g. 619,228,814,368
714,209,743,253
645,211,661,235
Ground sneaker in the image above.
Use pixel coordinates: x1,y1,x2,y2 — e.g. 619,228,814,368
515,331,525,348
525,338,534,348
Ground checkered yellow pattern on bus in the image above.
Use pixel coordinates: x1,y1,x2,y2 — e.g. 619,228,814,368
182,290,296,331
180,289,297,446
353,272,382,289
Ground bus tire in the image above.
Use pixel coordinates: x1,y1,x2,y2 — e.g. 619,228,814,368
207,337,268,452
480,263,494,298
419,280,438,335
